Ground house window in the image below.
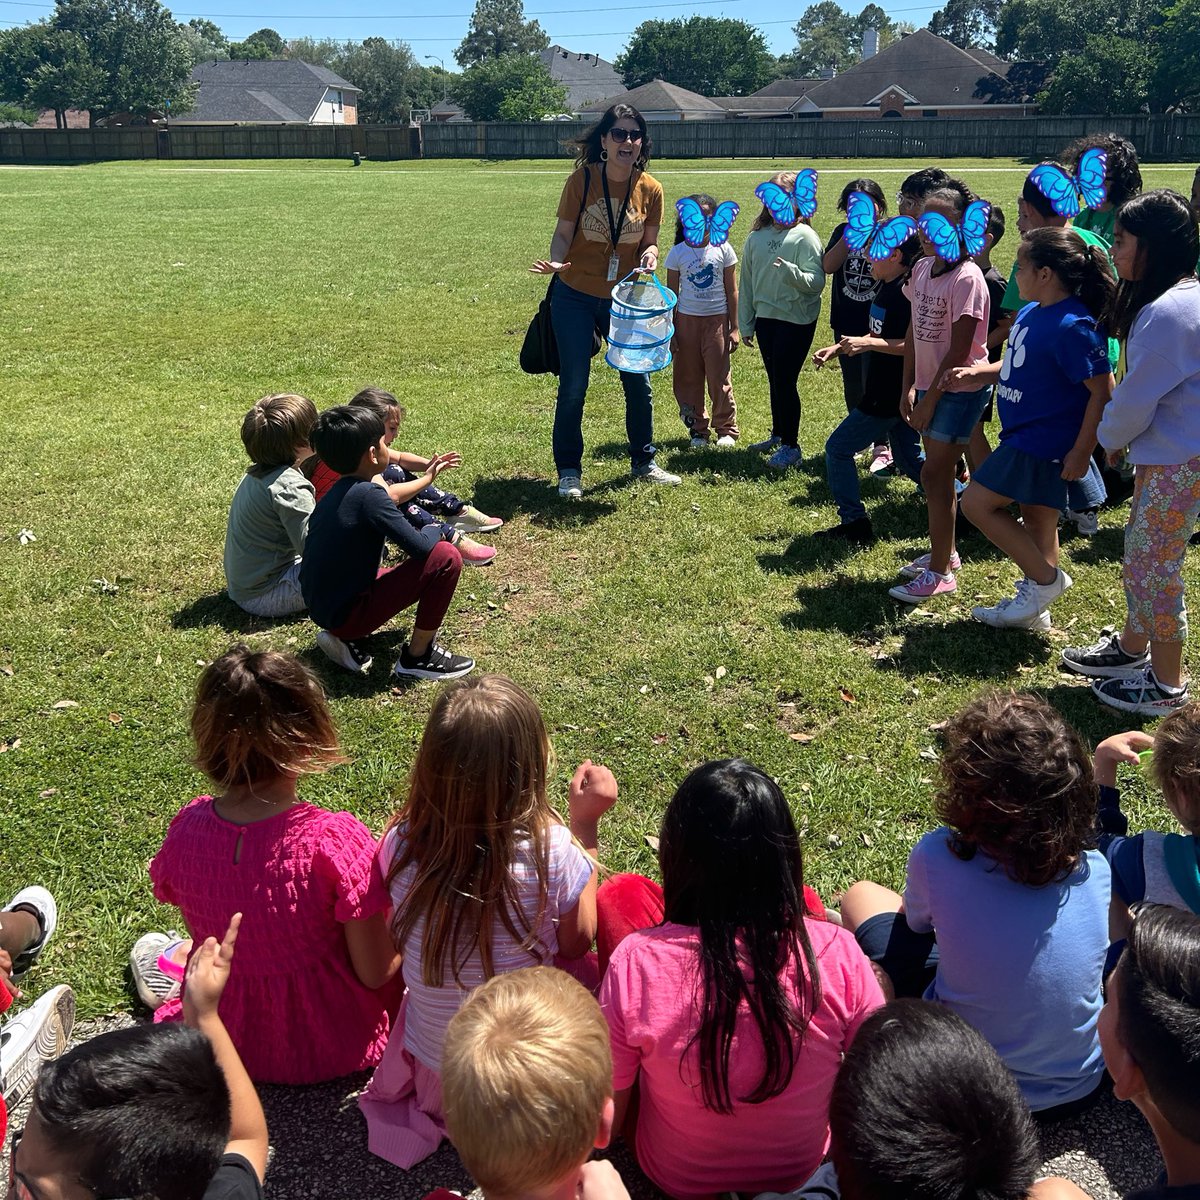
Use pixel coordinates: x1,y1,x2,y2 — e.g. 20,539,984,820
882,108,902,118
922,109,937,117
336,90,343,111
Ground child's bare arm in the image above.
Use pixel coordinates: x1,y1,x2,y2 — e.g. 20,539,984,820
724,265,740,350
343,911,402,990
812,342,841,369
183,915,269,1182
910,313,982,432
611,1085,635,1138
557,760,617,958
841,334,905,357
1061,372,1115,481
381,455,456,505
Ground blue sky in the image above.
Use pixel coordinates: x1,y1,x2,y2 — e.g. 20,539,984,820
0,0,942,66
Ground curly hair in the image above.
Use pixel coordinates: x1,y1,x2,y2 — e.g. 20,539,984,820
935,692,1097,887
1062,132,1142,208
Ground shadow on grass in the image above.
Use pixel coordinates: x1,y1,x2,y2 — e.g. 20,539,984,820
877,618,1053,679
1036,679,1162,737
171,591,278,634
780,574,900,635
1063,526,1126,565
296,636,427,699
471,475,617,527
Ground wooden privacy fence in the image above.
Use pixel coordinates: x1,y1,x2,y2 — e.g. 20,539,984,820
2,114,1199,165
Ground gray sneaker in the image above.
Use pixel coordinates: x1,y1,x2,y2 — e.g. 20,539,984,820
1,984,75,1108
748,434,781,454
1061,628,1150,678
633,463,681,486
557,473,583,500
315,630,373,675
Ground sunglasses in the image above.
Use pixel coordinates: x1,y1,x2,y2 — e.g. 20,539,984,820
8,1129,132,1200
607,127,643,143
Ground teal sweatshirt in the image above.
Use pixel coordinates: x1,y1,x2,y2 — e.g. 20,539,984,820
738,221,826,340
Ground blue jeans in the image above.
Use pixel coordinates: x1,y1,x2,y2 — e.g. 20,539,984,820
825,408,924,525
551,279,656,474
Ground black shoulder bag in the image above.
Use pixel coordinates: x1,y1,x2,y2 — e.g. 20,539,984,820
520,166,603,375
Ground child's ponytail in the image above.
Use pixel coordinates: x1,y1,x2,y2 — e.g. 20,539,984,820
1022,227,1116,320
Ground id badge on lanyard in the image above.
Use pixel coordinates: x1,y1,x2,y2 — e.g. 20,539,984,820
607,254,621,282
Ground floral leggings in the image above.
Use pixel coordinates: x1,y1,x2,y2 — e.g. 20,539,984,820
1123,456,1200,642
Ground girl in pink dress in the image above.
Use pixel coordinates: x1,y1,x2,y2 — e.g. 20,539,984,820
146,645,401,1084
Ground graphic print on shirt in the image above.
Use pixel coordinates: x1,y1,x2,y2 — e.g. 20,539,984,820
686,260,718,291
580,198,644,245
913,286,949,344
998,322,1029,397
841,251,878,302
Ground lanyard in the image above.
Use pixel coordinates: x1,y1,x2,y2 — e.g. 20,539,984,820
600,164,634,252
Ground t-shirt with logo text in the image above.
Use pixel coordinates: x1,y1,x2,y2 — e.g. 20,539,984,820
825,221,881,336
557,165,664,299
996,298,1112,461
665,240,737,317
904,256,990,392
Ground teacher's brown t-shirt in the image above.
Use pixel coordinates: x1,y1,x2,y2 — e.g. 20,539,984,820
556,166,664,298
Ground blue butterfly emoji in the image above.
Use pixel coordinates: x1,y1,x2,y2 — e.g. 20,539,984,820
1027,148,1108,218
676,197,740,248
842,191,917,261
917,199,992,262
754,168,818,227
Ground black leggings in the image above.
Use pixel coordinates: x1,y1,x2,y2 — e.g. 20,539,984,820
755,317,817,448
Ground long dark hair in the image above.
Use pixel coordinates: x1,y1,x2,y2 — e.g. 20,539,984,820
573,103,651,170
1021,227,1116,320
837,177,886,215
659,758,821,1114
1106,189,1199,342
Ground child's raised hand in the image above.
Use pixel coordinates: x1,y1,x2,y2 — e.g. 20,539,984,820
569,759,618,826
812,344,839,369
1095,730,1154,779
579,1161,632,1200
183,913,240,1026
438,451,463,470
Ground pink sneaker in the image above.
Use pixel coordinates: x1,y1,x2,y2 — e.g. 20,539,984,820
868,445,893,475
899,550,961,579
889,569,957,604
457,538,497,567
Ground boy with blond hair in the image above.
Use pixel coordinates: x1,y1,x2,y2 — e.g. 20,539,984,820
441,967,629,1200
224,393,316,618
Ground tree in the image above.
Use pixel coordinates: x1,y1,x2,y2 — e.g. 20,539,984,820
1153,0,1200,109
179,17,228,64
334,37,419,123
229,27,285,59
615,16,775,95
52,0,193,120
1037,33,1155,112
787,3,894,76
454,52,565,119
454,0,547,68
927,0,1001,47
994,0,1164,66
0,22,100,125
285,36,341,67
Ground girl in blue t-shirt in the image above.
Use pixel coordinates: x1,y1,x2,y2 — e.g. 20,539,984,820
952,227,1115,630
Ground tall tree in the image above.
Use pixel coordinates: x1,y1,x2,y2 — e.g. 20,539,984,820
51,0,193,121
927,0,1001,48
285,36,341,66
179,17,228,64
615,17,775,95
454,0,548,68
1151,0,1200,109
229,27,285,59
334,37,419,123
1037,33,1155,111
0,22,100,125
454,52,565,118
788,3,893,76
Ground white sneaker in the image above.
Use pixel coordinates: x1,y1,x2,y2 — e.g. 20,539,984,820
689,436,710,450
973,571,1070,628
633,463,681,486
315,629,373,674
972,588,1053,631
1,984,75,1107
1064,508,1099,536
3,886,57,979
557,473,583,500
715,435,737,447
129,931,186,1010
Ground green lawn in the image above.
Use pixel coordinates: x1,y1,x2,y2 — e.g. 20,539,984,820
1,156,1196,1016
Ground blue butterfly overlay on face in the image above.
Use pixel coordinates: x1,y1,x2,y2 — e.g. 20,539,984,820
676,197,740,247
1027,147,1108,219
754,168,818,226
842,190,918,261
917,199,992,262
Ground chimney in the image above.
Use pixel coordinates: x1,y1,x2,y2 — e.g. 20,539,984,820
819,66,837,79
862,27,879,59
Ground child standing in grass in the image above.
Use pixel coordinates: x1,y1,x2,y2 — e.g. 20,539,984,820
360,674,613,1168
840,692,1110,1120
888,187,992,605
140,646,401,1085
223,393,316,618
738,172,826,468
665,195,739,448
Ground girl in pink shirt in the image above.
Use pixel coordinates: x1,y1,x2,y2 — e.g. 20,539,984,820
890,186,992,605
597,760,884,1200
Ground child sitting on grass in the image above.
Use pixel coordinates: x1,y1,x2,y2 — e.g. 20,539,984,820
760,1000,1081,1200
311,386,503,540
1093,706,1200,941
223,392,316,618
14,915,267,1200
840,691,1110,1120
302,404,473,680
442,967,630,1200
1099,904,1200,1200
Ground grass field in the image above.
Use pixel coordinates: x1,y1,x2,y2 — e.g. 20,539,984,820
2,155,1197,1017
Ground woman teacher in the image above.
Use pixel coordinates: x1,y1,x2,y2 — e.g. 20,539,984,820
531,104,680,498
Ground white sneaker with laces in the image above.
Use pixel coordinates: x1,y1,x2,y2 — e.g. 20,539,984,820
1064,508,1099,536
315,630,373,674
715,435,737,447
689,436,710,450
3,886,57,979
0,984,75,1108
557,473,583,500
972,583,1053,631
633,463,681,486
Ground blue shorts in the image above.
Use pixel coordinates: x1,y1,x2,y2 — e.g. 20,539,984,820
855,911,939,999
972,442,1073,510
920,385,991,446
